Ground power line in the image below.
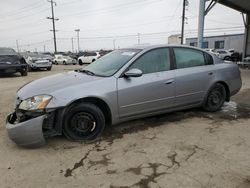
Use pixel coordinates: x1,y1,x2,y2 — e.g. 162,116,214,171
57,27,244,41
0,8,49,23
60,0,163,18
0,19,47,32
0,0,44,17
63,16,177,33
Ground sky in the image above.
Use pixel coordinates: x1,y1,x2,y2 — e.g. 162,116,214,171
0,0,245,52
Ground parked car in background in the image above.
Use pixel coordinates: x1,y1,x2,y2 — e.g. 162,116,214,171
0,47,28,76
204,49,219,57
25,53,52,71
78,51,100,65
5,45,242,147
215,49,232,61
41,53,54,62
53,54,76,65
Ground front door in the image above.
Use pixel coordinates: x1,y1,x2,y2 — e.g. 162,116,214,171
117,48,175,118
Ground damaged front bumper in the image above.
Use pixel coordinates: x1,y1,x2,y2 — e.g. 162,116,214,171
6,113,46,147
5,107,63,147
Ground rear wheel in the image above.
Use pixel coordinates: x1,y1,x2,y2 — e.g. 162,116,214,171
63,103,105,141
79,59,83,65
203,83,226,112
224,56,231,61
47,67,52,71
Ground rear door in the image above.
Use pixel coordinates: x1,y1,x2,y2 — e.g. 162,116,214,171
117,48,175,118
173,47,215,106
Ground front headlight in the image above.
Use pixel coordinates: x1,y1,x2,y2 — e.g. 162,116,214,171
18,95,52,111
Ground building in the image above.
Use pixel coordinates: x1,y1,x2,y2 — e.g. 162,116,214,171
168,34,181,45
186,33,244,53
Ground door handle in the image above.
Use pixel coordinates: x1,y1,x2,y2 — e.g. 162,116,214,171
165,79,174,84
208,72,213,75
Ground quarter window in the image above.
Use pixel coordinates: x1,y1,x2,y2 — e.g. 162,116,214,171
130,48,170,74
173,48,205,69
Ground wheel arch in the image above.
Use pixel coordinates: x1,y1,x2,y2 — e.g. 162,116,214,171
66,97,112,126
217,81,230,102
209,81,230,102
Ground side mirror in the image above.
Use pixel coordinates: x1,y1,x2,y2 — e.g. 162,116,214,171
124,68,143,78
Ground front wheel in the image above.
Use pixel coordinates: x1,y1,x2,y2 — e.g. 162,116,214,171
203,83,226,112
20,69,28,76
63,103,105,141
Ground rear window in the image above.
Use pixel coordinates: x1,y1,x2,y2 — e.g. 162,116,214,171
173,48,206,69
0,48,17,55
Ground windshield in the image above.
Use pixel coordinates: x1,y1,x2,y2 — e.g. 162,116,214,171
83,49,141,77
0,48,17,55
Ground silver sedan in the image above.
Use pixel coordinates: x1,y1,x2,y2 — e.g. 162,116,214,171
6,45,242,147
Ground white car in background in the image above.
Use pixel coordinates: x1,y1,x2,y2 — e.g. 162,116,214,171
215,49,232,61
53,54,76,65
78,52,100,65
204,49,219,57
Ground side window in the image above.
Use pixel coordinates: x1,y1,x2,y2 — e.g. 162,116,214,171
204,53,214,65
173,48,205,69
130,48,170,74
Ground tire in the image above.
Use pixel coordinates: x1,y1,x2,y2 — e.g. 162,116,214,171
28,66,32,72
79,59,83,65
47,67,52,71
224,56,231,61
203,83,226,112
63,103,105,141
92,59,95,63
20,69,28,76
54,61,58,65
63,61,66,65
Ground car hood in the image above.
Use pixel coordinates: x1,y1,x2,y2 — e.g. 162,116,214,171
17,71,103,99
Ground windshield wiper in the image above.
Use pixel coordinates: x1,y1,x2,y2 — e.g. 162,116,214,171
75,69,96,76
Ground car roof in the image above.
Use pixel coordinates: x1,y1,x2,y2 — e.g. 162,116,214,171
0,47,15,50
123,44,206,51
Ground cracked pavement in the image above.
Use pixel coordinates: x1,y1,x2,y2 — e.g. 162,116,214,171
0,66,250,188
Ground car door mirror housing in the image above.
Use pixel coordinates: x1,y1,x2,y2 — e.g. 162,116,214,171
124,68,143,78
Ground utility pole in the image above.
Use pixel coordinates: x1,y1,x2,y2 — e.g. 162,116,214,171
137,33,140,45
16,40,20,52
113,39,116,50
181,0,188,45
75,29,80,53
43,45,46,52
47,0,59,54
71,37,74,52
197,0,206,48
